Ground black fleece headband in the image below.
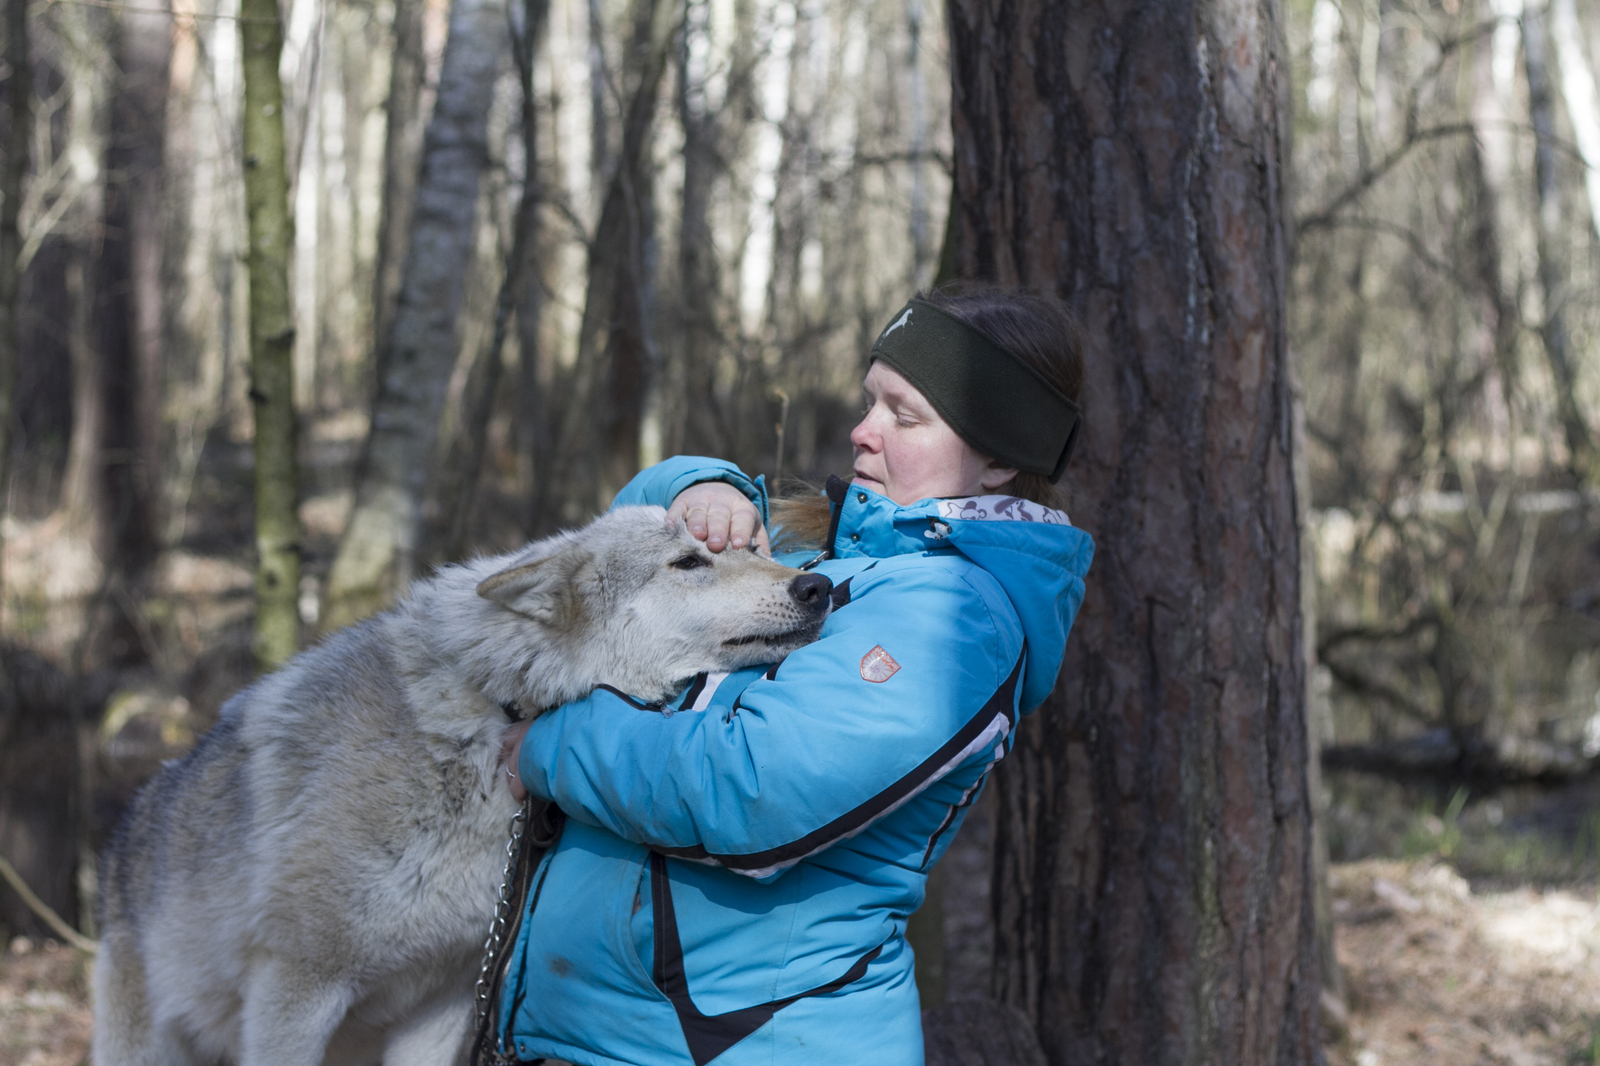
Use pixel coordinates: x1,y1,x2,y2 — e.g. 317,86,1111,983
869,299,1082,482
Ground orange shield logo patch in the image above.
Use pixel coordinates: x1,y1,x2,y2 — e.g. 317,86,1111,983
859,645,901,683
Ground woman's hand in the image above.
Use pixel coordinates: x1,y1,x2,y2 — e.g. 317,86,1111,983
667,482,770,555
499,719,532,803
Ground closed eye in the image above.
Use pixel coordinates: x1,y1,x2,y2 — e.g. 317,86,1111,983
671,554,710,570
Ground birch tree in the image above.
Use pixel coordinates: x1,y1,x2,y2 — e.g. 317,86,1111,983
323,0,507,629
1524,3,1595,479
240,0,300,668
944,2,1319,1061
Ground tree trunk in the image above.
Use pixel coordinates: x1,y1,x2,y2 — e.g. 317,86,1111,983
322,0,506,629
669,0,759,468
945,3,1318,1064
672,0,728,462
0,648,79,941
1550,0,1600,242
95,4,169,663
514,0,552,538
443,0,550,560
240,0,301,669
57,5,109,540
0,0,30,609
598,0,675,501
1523,3,1594,481
369,0,427,401
554,0,675,514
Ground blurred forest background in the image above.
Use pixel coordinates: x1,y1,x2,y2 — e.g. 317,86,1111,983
4,0,1600,1059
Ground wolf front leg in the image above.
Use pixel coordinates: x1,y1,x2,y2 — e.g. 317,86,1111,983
91,932,210,1066
382,990,475,1066
239,956,356,1066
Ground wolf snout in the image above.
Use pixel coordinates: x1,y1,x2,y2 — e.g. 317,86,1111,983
788,572,833,610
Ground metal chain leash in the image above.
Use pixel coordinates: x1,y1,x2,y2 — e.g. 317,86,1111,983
472,800,529,1054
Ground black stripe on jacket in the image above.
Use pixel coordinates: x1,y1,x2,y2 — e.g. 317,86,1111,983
650,852,883,1065
656,651,1024,874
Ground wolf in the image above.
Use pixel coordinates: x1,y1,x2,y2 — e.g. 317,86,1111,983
92,506,833,1066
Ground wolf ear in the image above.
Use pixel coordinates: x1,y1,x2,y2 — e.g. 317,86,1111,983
476,543,592,624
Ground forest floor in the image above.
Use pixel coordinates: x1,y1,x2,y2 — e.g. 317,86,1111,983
1323,858,1600,1066
0,937,90,1066
4,853,1599,1065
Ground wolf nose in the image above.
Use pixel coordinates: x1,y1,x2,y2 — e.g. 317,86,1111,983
788,572,833,609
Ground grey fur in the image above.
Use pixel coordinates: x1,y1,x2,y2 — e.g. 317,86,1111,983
93,507,827,1066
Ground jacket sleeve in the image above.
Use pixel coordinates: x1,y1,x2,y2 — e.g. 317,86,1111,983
610,455,769,527
517,562,1023,879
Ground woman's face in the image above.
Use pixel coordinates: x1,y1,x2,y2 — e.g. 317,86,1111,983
849,362,1016,506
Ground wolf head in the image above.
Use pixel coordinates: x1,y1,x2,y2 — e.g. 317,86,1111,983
442,506,830,711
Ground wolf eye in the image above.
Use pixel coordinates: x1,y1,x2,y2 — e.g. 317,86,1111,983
671,554,709,571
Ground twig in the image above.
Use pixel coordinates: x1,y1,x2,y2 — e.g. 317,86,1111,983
0,853,98,954
1300,119,1599,234
1298,124,1477,232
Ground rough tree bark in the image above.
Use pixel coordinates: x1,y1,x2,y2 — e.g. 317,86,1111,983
240,0,301,668
322,0,506,629
944,3,1318,1064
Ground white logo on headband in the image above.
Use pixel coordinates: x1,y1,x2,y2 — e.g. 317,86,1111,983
881,307,913,340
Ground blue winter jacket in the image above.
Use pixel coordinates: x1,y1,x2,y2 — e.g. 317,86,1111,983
500,456,1094,1066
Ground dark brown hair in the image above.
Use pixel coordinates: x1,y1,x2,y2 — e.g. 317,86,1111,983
772,284,1086,550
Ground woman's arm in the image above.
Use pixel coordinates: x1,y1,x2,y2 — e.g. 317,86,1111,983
510,561,1025,878
610,454,769,554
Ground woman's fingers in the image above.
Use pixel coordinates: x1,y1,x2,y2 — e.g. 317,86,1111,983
729,506,761,554
668,483,766,553
682,501,710,542
704,504,731,551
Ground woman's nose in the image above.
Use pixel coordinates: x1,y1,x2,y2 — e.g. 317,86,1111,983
849,415,876,451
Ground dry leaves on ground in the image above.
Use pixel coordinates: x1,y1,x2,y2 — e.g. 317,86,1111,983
0,937,91,1066
1327,859,1600,1066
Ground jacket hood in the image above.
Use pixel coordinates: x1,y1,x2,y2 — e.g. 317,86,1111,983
829,484,1095,711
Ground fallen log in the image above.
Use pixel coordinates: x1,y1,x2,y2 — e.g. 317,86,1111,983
1322,727,1599,784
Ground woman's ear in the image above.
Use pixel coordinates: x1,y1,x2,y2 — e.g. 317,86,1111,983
979,461,1019,492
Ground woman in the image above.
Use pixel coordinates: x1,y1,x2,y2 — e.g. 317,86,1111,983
494,286,1094,1066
